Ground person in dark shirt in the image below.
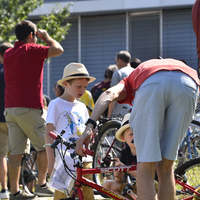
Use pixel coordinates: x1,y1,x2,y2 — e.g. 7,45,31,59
102,114,137,199
0,42,13,199
102,113,158,199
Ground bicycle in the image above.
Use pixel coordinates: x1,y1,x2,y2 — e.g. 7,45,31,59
20,145,39,194
175,120,200,168
49,130,200,200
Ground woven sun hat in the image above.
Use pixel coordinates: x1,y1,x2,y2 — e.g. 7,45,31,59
115,113,131,142
57,63,96,86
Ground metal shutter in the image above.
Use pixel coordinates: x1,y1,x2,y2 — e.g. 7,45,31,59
43,18,78,98
81,14,126,91
129,12,160,63
163,8,198,71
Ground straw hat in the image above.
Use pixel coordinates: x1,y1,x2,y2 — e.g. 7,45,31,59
115,113,130,142
57,63,96,86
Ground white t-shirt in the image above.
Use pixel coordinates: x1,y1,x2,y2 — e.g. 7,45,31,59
46,97,92,162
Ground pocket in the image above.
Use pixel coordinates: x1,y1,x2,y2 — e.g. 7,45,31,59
14,108,30,116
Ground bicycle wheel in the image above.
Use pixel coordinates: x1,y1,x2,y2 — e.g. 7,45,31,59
92,119,123,186
174,157,200,200
174,120,200,169
20,150,38,194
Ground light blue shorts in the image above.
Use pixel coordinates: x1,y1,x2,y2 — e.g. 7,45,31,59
130,71,199,162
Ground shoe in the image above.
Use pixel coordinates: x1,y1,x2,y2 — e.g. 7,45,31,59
10,190,37,200
34,184,54,197
0,190,9,199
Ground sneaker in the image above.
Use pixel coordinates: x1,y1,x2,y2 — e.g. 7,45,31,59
10,190,37,200
34,184,54,197
0,190,9,199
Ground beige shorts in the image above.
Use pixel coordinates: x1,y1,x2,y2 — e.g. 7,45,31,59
4,107,46,155
0,122,9,156
53,162,94,200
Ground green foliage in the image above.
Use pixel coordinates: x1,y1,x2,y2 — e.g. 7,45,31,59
0,0,43,42
0,0,71,44
37,3,71,45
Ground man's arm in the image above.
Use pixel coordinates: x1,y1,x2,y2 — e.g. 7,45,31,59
107,101,117,117
37,29,64,57
76,83,127,156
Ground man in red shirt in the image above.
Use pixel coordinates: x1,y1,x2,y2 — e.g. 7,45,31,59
192,0,200,76
4,20,63,200
76,58,199,200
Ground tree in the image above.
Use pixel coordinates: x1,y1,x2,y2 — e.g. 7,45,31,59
37,3,71,45
0,0,71,44
0,0,43,42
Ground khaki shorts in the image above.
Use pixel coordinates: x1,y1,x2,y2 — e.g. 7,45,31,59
0,122,9,156
53,162,94,200
4,107,46,155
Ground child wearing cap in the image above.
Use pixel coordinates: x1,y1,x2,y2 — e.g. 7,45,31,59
45,63,96,200
103,113,158,199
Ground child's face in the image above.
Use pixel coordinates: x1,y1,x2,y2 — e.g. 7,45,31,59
65,78,88,100
122,128,135,149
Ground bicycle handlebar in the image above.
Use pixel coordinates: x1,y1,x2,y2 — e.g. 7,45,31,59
49,131,95,157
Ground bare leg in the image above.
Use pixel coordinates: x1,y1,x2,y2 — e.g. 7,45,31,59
137,162,157,200
0,156,8,190
156,158,175,200
37,150,48,185
8,154,23,194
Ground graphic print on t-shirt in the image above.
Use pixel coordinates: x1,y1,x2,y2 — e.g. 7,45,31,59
63,111,86,140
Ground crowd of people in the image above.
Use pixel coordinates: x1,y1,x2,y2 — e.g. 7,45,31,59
1,1,200,199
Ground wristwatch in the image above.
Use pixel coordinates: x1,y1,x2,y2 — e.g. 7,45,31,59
85,118,96,128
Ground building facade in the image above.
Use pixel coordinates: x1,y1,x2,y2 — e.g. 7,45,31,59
30,0,198,98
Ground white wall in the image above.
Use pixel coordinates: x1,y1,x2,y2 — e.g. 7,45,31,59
30,0,196,17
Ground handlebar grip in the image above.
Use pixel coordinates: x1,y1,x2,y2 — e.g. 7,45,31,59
84,149,95,156
70,151,78,159
49,131,57,140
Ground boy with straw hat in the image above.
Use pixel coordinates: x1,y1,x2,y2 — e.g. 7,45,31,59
45,63,95,200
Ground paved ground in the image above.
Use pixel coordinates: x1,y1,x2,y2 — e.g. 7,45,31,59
36,194,106,199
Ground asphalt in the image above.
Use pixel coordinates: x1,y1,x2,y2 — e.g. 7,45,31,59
35,194,106,199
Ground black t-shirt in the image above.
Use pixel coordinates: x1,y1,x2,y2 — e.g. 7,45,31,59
120,145,137,181
120,145,137,166
0,64,5,122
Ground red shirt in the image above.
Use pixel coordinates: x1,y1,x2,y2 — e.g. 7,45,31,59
4,41,50,109
118,59,200,106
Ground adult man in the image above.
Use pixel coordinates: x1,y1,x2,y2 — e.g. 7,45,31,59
4,20,64,199
0,42,13,200
192,0,200,76
76,58,199,200
107,51,134,118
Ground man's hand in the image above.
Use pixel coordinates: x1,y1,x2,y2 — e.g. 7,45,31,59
36,29,50,41
75,124,93,156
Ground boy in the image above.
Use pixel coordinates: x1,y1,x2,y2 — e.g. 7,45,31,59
103,113,158,199
45,63,95,200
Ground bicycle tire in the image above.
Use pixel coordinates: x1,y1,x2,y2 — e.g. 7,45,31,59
174,157,200,199
174,120,200,169
20,150,38,194
92,119,122,187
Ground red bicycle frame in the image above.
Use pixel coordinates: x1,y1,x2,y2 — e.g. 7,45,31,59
48,131,200,200
175,179,200,200
74,164,137,200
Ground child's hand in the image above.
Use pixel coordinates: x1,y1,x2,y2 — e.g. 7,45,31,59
114,158,125,167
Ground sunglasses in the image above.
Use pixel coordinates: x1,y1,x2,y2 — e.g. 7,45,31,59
32,32,37,38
